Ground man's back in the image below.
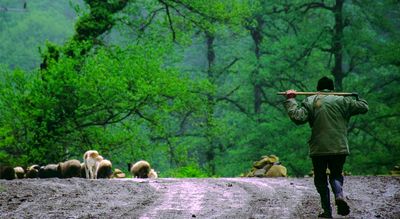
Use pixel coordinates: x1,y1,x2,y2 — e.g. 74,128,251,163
285,94,368,156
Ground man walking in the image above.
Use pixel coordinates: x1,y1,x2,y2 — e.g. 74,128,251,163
283,76,368,218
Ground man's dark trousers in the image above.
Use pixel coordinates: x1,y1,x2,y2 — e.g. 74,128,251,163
311,155,347,214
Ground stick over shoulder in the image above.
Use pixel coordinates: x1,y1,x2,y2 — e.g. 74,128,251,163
277,91,355,96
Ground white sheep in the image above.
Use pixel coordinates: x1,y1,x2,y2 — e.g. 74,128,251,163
14,166,25,179
25,165,40,178
83,150,103,179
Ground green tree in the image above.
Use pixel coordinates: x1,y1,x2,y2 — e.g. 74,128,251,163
0,0,77,70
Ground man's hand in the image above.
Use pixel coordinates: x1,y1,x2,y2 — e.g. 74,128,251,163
285,90,297,99
351,92,360,101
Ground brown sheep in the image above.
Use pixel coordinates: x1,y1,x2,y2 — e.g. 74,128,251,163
80,163,86,178
96,160,113,179
14,167,25,179
25,165,40,178
38,164,60,178
148,169,158,179
57,160,81,178
129,160,151,178
0,165,16,180
112,168,126,178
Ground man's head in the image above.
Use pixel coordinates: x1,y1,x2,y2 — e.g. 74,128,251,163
317,76,334,91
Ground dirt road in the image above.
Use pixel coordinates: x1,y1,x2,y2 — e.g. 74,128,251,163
0,176,399,218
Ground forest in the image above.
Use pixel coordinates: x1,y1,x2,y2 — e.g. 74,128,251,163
0,0,399,177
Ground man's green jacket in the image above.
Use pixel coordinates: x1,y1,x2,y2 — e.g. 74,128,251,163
284,93,368,156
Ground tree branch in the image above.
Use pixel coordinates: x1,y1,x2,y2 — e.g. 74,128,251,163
263,76,309,92
218,85,241,99
75,95,150,129
367,76,400,94
77,108,134,129
260,87,284,112
217,97,248,114
373,114,400,120
299,2,334,13
217,57,240,77
165,0,218,22
176,110,193,136
134,109,156,125
288,28,328,69
160,1,176,42
164,1,205,30
355,125,396,151
264,2,333,15
214,85,247,114
139,7,164,32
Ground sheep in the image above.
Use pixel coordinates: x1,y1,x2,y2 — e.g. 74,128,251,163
112,168,126,178
25,165,40,178
80,163,86,178
148,169,158,179
96,159,113,179
38,164,60,178
83,150,103,179
265,164,287,177
0,165,16,180
57,160,81,178
14,166,25,179
129,160,151,178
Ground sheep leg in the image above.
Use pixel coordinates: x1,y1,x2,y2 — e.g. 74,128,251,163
90,168,94,179
94,165,98,179
85,166,90,179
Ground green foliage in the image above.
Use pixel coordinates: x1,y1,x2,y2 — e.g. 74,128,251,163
73,0,128,42
163,163,208,178
0,43,208,167
0,0,77,70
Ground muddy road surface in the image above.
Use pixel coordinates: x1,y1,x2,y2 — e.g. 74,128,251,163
0,176,399,218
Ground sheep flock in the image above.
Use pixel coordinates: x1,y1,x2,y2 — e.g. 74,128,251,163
0,150,158,180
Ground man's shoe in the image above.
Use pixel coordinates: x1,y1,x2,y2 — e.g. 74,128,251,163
335,197,350,216
318,212,333,218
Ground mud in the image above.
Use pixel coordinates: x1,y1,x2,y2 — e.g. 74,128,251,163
0,176,399,218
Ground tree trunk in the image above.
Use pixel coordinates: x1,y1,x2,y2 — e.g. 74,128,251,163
250,16,264,114
331,0,345,91
167,140,177,168
205,31,216,175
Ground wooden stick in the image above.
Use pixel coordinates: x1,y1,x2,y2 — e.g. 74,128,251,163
277,91,354,96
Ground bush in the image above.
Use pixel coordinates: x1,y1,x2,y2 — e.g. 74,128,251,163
163,163,208,178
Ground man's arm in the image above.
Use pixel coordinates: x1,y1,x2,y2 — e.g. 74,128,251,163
344,96,369,116
283,90,309,125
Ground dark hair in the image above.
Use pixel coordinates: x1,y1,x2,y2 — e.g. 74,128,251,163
317,76,334,91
